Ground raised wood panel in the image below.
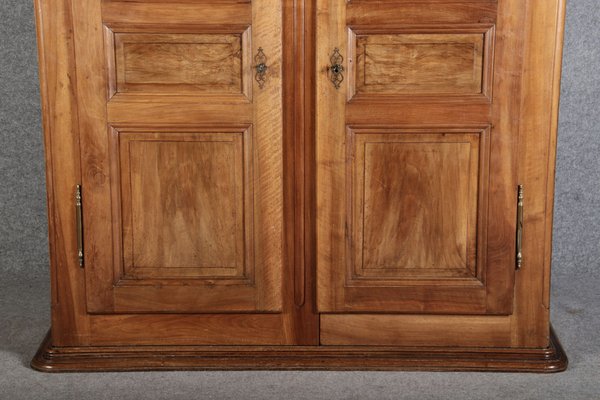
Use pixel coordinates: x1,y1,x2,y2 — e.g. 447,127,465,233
118,131,252,280
103,127,269,313
350,131,481,280
112,32,248,95
352,33,485,96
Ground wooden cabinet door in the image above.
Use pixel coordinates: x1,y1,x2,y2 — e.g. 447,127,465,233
317,0,525,314
72,0,283,313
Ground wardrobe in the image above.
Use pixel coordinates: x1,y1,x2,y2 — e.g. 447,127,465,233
32,0,568,371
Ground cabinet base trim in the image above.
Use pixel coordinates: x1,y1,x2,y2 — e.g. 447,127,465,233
31,326,567,373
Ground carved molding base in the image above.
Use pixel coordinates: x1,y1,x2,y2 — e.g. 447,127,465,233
31,326,567,373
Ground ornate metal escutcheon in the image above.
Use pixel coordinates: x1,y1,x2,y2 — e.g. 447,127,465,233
327,47,344,89
254,47,268,89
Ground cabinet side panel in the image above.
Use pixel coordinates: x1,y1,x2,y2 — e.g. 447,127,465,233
544,0,567,311
510,0,566,347
34,0,89,345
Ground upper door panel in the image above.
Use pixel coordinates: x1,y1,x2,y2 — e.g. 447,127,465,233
349,31,489,97
111,31,250,96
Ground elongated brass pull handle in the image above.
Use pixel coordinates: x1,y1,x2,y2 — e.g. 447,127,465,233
254,47,268,89
516,185,524,270
75,184,84,268
327,47,344,89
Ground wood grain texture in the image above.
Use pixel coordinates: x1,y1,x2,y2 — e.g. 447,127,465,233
71,0,115,312
281,0,320,344
119,131,249,279
34,0,91,346
102,2,252,26
34,0,317,348
316,0,347,316
107,100,253,125
509,0,567,348
353,33,484,95
345,103,492,124
33,0,567,367
346,2,497,26
251,0,284,311
87,314,288,345
321,314,511,347
483,0,526,313
351,131,480,278
71,0,284,314
317,0,519,315
113,32,245,94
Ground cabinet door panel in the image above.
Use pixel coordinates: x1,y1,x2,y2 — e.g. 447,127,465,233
317,0,525,314
113,32,248,95
119,130,251,280
353,33,485,96
73,0,283,314
351,130,485,281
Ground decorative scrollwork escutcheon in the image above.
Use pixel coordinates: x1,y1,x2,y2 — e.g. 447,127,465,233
254,47,268,89
327,47,344,90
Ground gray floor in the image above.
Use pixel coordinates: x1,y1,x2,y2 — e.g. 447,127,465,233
0,268,598,400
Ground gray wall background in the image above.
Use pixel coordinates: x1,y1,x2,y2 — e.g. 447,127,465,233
0,4,598,289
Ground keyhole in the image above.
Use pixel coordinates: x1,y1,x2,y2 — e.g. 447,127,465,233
256,63,267,74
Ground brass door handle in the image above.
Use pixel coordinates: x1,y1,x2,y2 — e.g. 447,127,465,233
327,47,344,89
254,47,268,89
75,184,84,268
516,185,524,270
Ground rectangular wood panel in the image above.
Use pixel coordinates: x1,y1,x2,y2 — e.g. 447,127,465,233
119,131,251,279
353,33,484,95
321,314,511,347
102,2,252,26
113,32,248,95
350,131,481,280
107,100,254,125
89,314,288,346
346,2,498,26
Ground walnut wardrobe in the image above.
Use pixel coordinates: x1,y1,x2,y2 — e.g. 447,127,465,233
32,0,568,372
